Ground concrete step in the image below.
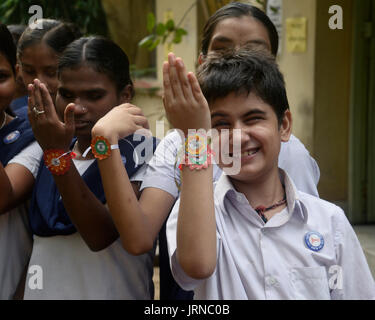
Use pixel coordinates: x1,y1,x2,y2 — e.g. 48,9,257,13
354,225,375,280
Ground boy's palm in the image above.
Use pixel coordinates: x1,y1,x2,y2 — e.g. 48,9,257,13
163,53,211,135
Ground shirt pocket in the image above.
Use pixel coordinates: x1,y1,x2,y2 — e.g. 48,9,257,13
289,266,331,300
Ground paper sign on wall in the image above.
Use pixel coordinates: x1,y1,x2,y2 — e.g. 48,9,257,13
286,17,307,53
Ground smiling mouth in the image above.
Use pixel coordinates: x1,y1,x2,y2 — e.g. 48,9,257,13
229,148,260,158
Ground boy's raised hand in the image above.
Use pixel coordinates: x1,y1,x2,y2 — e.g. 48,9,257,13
28,79,75,151
92,103,150,141
163,53,211,135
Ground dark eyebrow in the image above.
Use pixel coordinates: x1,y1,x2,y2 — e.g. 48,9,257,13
85,88,106,94
21,63,32,68
241,109,267,118
210,36,233,44
211,112,229,120
211,109,267,119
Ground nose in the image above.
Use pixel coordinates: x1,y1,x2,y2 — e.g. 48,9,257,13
231,122,250,146
73,98,87,114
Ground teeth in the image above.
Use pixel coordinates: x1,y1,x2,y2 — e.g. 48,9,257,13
229,149,259,158
242,149,258,156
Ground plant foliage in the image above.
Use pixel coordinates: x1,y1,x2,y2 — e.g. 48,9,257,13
0,0,108,36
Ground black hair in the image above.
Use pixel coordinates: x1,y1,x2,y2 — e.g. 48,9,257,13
58,36,134,96
7,24,26,46
0,24,17,116
0,24,17,74
201,2,278,56
197,47,289,124
17,19,81,58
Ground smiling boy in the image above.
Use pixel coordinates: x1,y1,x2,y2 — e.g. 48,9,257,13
164,48,375,299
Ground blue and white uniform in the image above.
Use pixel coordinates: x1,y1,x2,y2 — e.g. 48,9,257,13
9,141,155,300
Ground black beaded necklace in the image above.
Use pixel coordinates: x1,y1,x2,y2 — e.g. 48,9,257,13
255,194,287,223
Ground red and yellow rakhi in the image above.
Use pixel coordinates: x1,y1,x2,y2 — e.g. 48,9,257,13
44,149,77,175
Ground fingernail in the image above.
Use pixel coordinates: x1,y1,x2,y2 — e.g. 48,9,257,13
168,53,175,65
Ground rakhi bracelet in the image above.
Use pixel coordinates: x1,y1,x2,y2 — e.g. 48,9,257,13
44,149,77,175
84,136,119,160
178,133,215,171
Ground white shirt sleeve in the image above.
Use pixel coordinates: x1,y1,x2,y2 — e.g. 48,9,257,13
331,208,375,299
278,134,320,197
140,130,182,199
129,163,147,183
7,141,43,179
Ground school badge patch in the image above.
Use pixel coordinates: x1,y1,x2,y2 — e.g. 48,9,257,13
304,231,324,252
3,130,21,144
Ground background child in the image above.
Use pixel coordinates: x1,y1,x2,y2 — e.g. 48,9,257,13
165,48,375,300
7,24,27,116
12,19,81,119
0,24,34,300
5,36,155,299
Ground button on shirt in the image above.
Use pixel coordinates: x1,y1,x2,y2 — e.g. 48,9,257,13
166,170,375,300
140,130,320,198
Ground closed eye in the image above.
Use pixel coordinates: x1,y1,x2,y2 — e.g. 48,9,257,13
244,116,263,123
59,89,74,99
212,121,230,128
87,92,104,101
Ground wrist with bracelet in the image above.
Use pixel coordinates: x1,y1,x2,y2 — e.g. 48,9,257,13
44,149,77,175
44,135,119,175
178,131,215,171
80,135,119,160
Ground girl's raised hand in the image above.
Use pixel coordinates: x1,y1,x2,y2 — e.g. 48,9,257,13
91,103,150,141
163,52,211,135
28,79,75,151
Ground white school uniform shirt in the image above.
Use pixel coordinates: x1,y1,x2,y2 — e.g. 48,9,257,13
0,141,41,300
10,141,154,300
140,130,320,198
166,170,375,300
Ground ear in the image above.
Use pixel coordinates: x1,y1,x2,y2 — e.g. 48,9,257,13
280,109,292,142
118,84,134,104
15,63,22,81
198,53,205,65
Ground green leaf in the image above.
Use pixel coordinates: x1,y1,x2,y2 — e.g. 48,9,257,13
270,6,279,14
4,6,16,19
156,23,166,36
175,28,188,37
148,38,161,51
166,19,175,31
147,12,155,33
172,34,182,44
139,34,156,48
